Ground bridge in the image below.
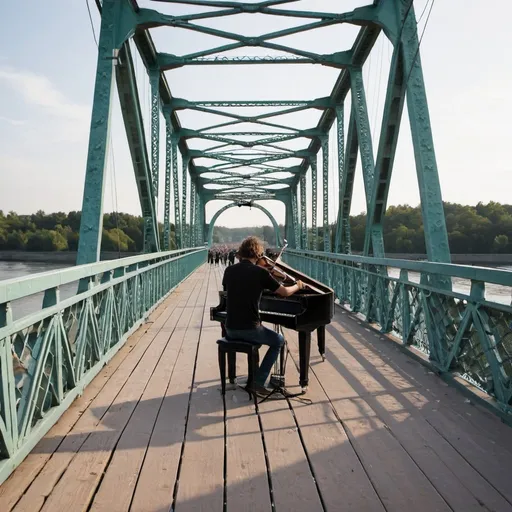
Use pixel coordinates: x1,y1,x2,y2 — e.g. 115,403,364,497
1,0,512,510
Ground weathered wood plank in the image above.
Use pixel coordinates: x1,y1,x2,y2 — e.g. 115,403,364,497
129,268,209,512
326,311,512,509
20,274,201,512
0,294,175,512
282,328,384,512
89,270,208,512
6,279,195,512
286,332,450,511
257,380,323,511
174,269,225,511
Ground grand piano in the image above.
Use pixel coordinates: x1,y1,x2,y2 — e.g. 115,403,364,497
210,257,334,389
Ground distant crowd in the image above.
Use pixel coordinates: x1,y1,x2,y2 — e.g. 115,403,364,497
208,243,279,266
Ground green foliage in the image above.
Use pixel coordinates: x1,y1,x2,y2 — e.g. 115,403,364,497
0,202,511,254
0,211,151,253
346,201,512,254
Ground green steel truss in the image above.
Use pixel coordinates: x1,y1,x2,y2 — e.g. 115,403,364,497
78,0,450,264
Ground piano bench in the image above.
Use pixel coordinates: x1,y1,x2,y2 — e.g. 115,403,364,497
217,338,261,398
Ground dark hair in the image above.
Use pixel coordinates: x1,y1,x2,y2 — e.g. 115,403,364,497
238,236,264,260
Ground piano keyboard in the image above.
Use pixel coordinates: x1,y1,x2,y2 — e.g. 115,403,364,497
260,310,296,318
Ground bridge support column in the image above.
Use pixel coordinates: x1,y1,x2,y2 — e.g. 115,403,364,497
334,105,345,253
76,0,119,265
149,68,160,200
172,134,181,248
181,157,189,248
338,106,357,254
300,173,307,249
291,187,300,249
311,156,318,250
320,135,330,252
400,4,450,264
163,113,172,250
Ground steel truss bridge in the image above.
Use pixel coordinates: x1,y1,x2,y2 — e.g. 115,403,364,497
1,0,512,503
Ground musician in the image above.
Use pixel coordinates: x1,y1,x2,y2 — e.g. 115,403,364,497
222,236,304,396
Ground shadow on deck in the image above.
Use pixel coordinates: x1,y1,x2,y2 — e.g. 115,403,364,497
1,265,511,512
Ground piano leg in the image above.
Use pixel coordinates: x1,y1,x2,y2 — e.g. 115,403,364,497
317,326,326,361
298,331,311,390
228,352,236,384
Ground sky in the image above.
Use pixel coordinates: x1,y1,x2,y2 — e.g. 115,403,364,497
0,0,511,229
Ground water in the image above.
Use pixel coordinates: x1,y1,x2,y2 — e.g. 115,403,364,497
0,261,75,320
0,259,510,321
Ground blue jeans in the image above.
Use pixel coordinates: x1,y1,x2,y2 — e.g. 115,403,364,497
225,325,284,386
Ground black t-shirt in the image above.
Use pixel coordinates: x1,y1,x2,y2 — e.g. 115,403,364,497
222,259,280,329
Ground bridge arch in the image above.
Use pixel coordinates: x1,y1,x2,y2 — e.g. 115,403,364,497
207,202,283,247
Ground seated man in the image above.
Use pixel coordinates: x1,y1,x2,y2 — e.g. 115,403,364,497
222,236,304,395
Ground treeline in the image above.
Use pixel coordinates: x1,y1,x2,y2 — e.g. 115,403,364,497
0,211,176,252
1,202,511,254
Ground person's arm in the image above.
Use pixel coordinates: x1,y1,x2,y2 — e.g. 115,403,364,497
275,280,304,297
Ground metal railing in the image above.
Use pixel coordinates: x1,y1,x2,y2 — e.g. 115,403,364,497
0,248,206,483
283,249,512,416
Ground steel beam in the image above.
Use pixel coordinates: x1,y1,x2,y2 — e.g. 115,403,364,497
163,113,172,249
364,43,407,257
300,172,307,249
311,156,318,250
321,135,330,252
400,3,451,264
334,105,345,253
181,156,189,247
172,134,181,248
77,0,118,265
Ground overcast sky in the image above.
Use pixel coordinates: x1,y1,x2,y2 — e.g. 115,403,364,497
0,0,510,229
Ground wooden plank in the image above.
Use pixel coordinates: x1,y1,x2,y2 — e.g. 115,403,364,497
2,279,192,512
326,311,512,508
14,273,201,512
295,326,510,511
333,308,512,453
285,333,450,511
214,265,271,511
129,268,210,512
173,269,226,511
0,293,175,511
282,328,384,511
257,378,323,510
89,269,208,511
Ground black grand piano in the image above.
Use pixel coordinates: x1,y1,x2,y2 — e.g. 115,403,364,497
210,257,334,389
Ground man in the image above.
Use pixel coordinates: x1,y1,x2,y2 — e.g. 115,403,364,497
222,236,304,396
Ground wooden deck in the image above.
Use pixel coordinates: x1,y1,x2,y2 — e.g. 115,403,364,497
1,264,512,512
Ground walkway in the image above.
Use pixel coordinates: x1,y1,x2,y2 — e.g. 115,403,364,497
1,265,511,512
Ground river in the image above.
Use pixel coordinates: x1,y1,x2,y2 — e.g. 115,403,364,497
0,260,510,321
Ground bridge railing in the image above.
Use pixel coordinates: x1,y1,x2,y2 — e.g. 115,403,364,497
0,248,206,483
283,249,512,416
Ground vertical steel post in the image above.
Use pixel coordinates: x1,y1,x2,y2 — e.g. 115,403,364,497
172,134,181,248
350,67,375,205
181,157,189,248
149,68,160,200
400,3,450,263
77,0,118,265
291,186,300,249
311,156,318,250
190,180,196,246
321,135,330,252
334,105,345,253
300,172,307,249
163,114,172,250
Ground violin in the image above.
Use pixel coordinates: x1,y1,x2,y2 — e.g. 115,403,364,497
256,255,297,285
